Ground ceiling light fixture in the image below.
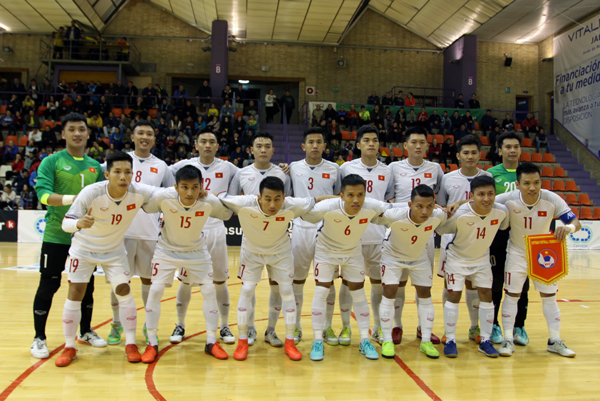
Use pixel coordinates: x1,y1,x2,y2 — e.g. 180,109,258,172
238,80,249,84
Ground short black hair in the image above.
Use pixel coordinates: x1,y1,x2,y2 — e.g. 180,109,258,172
341,174,365,192
303,127,325,142
470,176,496,193
61,113,87,129
404,126,428,142
411,184,434,201
457,134,481,152
106,151,133,172
175,165,202,184
356,125,379,142
252,132,274,147
516,162,541,182
133,120,155,132
197,128,218,141
259,176,284,195
498,132,521,148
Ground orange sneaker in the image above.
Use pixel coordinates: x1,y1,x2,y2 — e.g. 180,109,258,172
125,344,142,363
442,335,447,345
234,339,248,361
55,347,77,367
141,345,158,364
392,327,403,344
205,342,228,360
284,338,302,361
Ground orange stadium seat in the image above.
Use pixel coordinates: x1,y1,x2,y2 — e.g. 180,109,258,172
444,135,454,143
18,136,28,147
480,151,487,161
438,163,446,171
541,166,554,177
531,153,542,162
42,120,55,130
149,109,158,118
557,193,566,202
112,108,123,118
341,131,350,140
593,208,600,220
101,138,110,147
392,147,403,157
404,149,409,157
570,207,580,219
514,123,522,131
124,108,133,117
580,207,593,220
218,156,228,161
521,138,532,147
479,136,489,145
484,165,493,171
36,106,47,117
553,167,567,177
379,147,390,156
565,181,580,192
351,131,357,140
476,164,482,169
0,105,6,114
542,153,554,163
579,194,594,206
566,194,579,206
434,134,444,144
520,153,531,162
553,181,565,191
234,112,243,120
449,164,458,172
5,135,18,145
427,134,432,143
474,122,480,130
542,180,552,190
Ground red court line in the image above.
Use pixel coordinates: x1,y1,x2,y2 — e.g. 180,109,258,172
393,356,442,401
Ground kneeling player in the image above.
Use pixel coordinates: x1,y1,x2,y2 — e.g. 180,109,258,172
373,185,447,359
436,176,509,358
140,165,233,363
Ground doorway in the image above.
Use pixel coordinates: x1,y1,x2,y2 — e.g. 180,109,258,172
515,96,532,123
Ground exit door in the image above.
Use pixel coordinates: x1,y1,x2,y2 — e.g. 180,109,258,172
515,97,531,123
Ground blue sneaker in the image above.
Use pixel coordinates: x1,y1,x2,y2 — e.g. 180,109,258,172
359,339,379,360
444,340,458,358
514,327,529,346
478,340,499,358
491,324,503,344
310,341,324,361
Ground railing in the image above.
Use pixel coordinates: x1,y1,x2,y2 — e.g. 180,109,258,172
390,86,456,108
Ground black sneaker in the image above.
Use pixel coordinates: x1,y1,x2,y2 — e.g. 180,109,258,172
169,324,185,344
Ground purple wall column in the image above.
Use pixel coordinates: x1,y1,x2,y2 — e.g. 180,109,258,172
443,35,478,108
210,20,229,101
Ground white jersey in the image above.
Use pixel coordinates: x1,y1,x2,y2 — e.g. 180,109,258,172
340,158,394,244
495,189,575,256
389,159,444,203
219,194,315,255
64,181,157,253
290,159,341,229
436,202,509,267
170,157,238,229
437,168,492,206
229,163,291,196
303,198,391,256
142,189,232,253
373,207,447,262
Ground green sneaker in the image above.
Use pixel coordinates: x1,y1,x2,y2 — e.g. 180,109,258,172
108,323,123,345
469,326,481,344
143,323,159,346
324,327,339,346
338,327,351,346
294,328,302,345
381,341,395,359
420,341,440,359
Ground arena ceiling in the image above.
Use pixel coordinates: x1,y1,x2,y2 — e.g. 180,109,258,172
0,0,599,49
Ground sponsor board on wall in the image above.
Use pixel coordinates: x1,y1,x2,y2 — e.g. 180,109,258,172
18,210,47,242
0,210,18,242
556,220,600,250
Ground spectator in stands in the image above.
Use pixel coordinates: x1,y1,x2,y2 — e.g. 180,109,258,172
0,77,10,105
264,89,278,123
233,114,245,137
11,152,24,173
405,92,416,107
406,108,417,127
12,168,28,194
449,110,461,131
86,81,100,104
12,78,26,100
428,138,441,161
20,184,35,209
480,109,495,136
441,137,458,166
330,138,342,155
116,37,129,61
311,104,324,127
106,143,117,159
218,130,229,156
44,96,59,121
394,91,405,106
176,130,190,147
235,84,247,113
371,105,383,127
88,112,103,136
501,113,514,131
455,93,465,109
0,110,15,135
439,110,451,133
521,112,540,139
195,80,212,108
132,96,148,119
222,84,234,103
111,80,125,106
323,144,335,162
488,126,500,165
28,127,43,148
220,100,234,123
329,120,342,142
196,115,207,133
22,95,35,113
469,93,480,109
336,105,348,128
381,92,394,106
41,126,57,151
88,141,104,161
110,127,123,149
229,132,242,151
417,107,429,128
336,154,345,166
243,146,254,166
127,81,139,107
40,79,54,103
158,98,172,122
72,95,85,114
243,100,258,122
7,94,21,115
221,116,233,135
383,106,393,131
52,27,65,59
183,115,195,139
230,145,244,165
323,104,337,124
280,90,295,124
24,151,36,170
104,111,118,131
169,115,183,137
359,106,371,126
394,107,407,129
462,110,475,130
142,83,156,108
65,20,82,59
429,109,441,132
347,105,360,131
455,124,469,143
388,121,402,144
28,79,40,104
58,94,72,117
207,115,220,133
246,115,258,134
0,184,15,210
377,123,388,146
535,127,549,153
367,91,380,105
23,110,40,136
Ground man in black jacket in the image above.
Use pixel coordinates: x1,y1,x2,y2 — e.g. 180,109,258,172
469,93,481,109
279,90,295,123
195,80,212,110
440,138,458,166
454,93,464,109
367,91,380,105
127,81,138,107
235,84,246,112
381,92,394,106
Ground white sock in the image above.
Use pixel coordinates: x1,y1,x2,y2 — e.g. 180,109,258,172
415,290,421,330
267,284,282,332
110,291,120,325
339,283,352,328
248,294,256,329
145,284,165,346
441,287,448,306
237,284,255,340
394,286,405,328
176,283,192,328
119,296,137,345
418,297,434,343
293,283,304,330
279,284,296,340
444,301,459,341
214,283,230,328
200,284,219,344
542,295,561,342
370,283,383,330
326,284,336,328
312,286,329,341
63,299,82,348
379,296,395,342
479,301,494,342
141,283,151,308
465,289,480,329
350,289,370,341
501,295,519,341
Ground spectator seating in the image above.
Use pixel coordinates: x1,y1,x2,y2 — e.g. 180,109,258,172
579,194,594,206
392,147,403,158
554,167,567,177
580,207,594,220
570,207,580,219
149,109,158,118
479,136,489,145
520,153,531,162
480,151,487,161
594,208,600,220
448,163,458,172
542,180,552,190
18,136,28,147
112,108,123,117
531,153,543,163
541,167,554,177
565,181,580,192
566,194,579,206
542,153,554,163
42,120,55,130
5,135,18,145
522,138,532,147
553,181,565,191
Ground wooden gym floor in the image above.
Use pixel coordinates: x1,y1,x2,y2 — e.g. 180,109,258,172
0,242,599,401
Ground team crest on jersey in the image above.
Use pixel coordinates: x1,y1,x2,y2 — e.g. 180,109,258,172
491,219,499,225
322,173,330,179
425,226,432,231
401,228,408,231
100,207,109,211
170,209,178,213
334,219,342,223
127,204,136,211
538,211,547,217
400,173,407,177
89,167,96,173
276,217,285,221
250,214,258,218
424,173,432,178
196,211,204,216
248,177,255,181
296,173,303,177
378,175,385,181
216,173,223,178
513,209,522,214
467,222,475,226
453,185,460,188
359,218,368,224
63,166,71,171
150,167,158,173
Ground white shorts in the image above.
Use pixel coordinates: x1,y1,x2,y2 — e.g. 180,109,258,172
68,248,130,285
291,225,317,281
124,238,157,280
503,251,558,294
238,247,294,286
437,234,453,278
381,253,433,287
152,248,213,287
204,225,229,282
314,250,364,283
445,262,493,292
363,243,382,280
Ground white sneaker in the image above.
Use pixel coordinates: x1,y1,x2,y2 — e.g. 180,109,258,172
219,327,236,344
264,330,283,347
371,327,383,345
247,328,258,346
547,340,576,358
170,324,185,344
30,338,49,359
499,339,515,357
77,330,107,348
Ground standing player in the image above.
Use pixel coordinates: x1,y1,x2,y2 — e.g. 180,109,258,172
436,176,509,358
487,132,530,345
106,120,175,346
168,129,239,345
140,165,233,363
374,185,447,359
436,134,492,344
228,132,292,347
303,175,391,361
289,127,341,345
220,177,324,361
31,113,105,359
389,126,443,344
340,126,394,346
54,152,158,367
496,163,580,357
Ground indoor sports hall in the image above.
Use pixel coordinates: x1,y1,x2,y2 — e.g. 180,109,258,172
1,1,600,400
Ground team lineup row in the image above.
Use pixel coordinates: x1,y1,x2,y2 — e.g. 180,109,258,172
28,114,581,366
